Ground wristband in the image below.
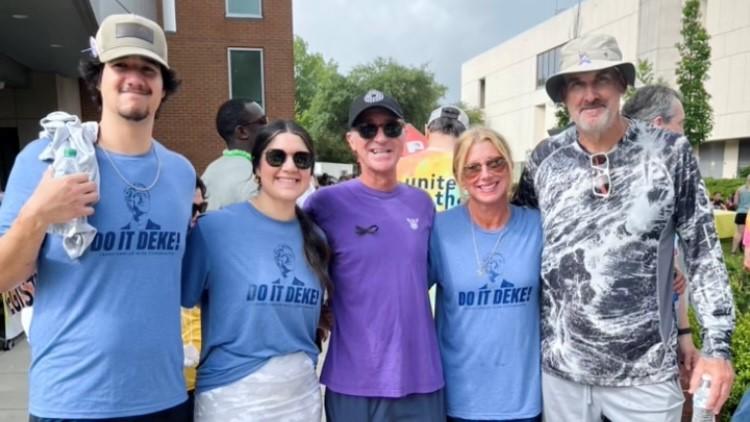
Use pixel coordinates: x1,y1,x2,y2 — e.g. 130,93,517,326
677,327,693,336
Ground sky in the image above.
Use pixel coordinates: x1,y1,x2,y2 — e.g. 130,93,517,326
292,0,582,103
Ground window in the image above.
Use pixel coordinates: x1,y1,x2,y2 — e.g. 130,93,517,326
536,45,563,88
479,78,486,109
228,49,264,108
226,0,262,18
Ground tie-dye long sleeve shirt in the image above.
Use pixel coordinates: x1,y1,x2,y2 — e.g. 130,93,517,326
514,120,734,386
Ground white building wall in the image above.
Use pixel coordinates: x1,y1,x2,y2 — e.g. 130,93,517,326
461,0,640,165
462,0,750,178
705,0,750,144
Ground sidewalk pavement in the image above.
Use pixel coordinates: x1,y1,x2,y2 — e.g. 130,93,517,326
0,336,28,421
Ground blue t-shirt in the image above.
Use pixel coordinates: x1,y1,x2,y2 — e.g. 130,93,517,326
430,204,542,420
0,139,195,418
181,202,323,393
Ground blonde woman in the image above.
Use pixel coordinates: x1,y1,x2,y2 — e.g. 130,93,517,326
430,127,542,421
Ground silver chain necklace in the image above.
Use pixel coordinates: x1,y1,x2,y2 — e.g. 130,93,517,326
469,206,511,277
100,142,161,192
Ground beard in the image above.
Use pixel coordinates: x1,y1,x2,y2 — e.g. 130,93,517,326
118,107,150,122
574,104,616,136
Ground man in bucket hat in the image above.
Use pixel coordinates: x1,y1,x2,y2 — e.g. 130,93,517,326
514,33,734,421
304,90,445,421
0,14,194,420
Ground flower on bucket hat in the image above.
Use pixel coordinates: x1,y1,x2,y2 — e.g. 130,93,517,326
545,34,635,103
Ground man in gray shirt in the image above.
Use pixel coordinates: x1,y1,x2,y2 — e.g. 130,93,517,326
202,99,266,210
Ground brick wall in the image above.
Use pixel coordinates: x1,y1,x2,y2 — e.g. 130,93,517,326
80,0,295,173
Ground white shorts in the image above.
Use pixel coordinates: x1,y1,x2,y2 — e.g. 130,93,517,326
195,352,321,422
542,371,684,422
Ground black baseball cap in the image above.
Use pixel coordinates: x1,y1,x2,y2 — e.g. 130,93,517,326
348,89,404,127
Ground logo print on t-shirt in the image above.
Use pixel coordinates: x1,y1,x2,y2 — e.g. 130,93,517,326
407,218,419,230
457,252,534,308
121,184,161,230
89,184,181,254
480,253,505,290
246,244,320,306
271,244,305,286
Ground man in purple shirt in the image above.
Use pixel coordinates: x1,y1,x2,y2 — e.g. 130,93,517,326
304,90,444,421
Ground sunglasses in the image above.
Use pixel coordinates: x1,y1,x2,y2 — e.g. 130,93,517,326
354,121,403,140
192,201,207,216
265,149,314,170
462,157,508,178
591,153,611,198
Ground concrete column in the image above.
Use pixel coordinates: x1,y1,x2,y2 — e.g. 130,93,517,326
55,75,82,117
723,139,740,178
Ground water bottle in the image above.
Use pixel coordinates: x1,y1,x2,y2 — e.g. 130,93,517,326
55,148,80,178
54,148,85,248
692,374,714,422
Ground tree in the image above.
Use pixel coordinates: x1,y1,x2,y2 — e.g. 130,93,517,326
676,0,713,146
455,101,485,126
347,58,447,131
623,58,670,101
294,37,353,162
300,72,356,163
554,104,570,130
294,41,449,162
293,36,339,123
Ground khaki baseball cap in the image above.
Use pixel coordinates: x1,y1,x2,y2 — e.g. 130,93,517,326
545,33,635,103
95,14,169,68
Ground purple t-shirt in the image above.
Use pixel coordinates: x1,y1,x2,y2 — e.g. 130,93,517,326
305,179,443,397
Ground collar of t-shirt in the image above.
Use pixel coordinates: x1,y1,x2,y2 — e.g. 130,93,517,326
222,149,253,162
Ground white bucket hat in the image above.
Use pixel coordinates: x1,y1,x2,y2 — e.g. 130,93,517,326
545,33,635,103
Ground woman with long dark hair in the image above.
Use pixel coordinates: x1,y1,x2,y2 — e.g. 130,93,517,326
182,120,332,421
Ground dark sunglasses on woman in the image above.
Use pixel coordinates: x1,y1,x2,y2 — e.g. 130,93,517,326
265,149,314,170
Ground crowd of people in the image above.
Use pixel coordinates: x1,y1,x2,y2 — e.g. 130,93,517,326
0,13,743,422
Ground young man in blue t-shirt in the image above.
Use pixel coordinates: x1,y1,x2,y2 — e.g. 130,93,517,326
0,14,195,420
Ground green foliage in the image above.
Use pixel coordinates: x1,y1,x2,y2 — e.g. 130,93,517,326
715,241,750,420
740,166,750,179
623,59,670,101
455,101,485,126
294,38,447,163
554,103,570,129
301,72,357,163
347,57,447,131
724,311,750,421
293,36,339,122
704,178,745,201
676,0,713,146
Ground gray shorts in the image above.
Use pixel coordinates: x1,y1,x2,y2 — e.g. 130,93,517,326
542,372,684,422
324,388,445,422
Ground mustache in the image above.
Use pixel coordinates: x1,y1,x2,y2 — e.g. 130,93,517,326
580,102,606,110
120,87,152,95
